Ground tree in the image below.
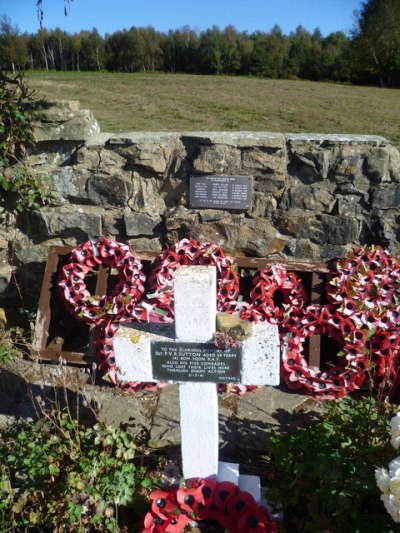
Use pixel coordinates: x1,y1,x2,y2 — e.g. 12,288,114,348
237,32,253,75
287,25,314,78
320,31,352,81
352,0,400,86
250,26,291,78
161,27,199,73
80,28,105,70
0,16,28,73
198,26,227,74
222,25,241,74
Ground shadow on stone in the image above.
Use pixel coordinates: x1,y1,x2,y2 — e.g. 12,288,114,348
218,385,324,481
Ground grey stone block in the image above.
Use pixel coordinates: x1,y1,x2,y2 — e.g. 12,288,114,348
124,212,162,236
52,168,90,203
33,207,102,239
31,102,100,142
373,183,400,209
87,174,132,206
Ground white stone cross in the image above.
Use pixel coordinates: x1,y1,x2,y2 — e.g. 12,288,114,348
113,266,280,499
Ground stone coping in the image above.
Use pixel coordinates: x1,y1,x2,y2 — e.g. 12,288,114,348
85,130,388,148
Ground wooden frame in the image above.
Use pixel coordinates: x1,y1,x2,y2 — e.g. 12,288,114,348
32,246,328,369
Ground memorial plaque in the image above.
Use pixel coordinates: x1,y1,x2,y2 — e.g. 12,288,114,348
151,342,242,383
190,175,252,210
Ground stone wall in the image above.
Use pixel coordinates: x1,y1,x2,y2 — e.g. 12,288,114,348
1,100,399,308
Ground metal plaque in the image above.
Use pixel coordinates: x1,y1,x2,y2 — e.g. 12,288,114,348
151,342,241,383
189,175,252,210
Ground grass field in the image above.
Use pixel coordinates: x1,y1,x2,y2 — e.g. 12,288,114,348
27,71,400,146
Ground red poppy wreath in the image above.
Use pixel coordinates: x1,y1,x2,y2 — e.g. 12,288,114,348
142,478,278,533
146,238,240,322
58,238,146,324
58,239,161,392
238,263,308,324
280,304,367,400
327,245,400,329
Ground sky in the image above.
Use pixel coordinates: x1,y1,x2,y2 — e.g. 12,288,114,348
1,0,363,37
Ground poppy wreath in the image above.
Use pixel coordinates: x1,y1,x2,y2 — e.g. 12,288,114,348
58,238,146,324
217,264,307,396
239,263,308,324
58,239,161,392
335,326,400,398
145,239,260,395
367,329,400,386
142,478,278,533
280,304,367,400
326,245,400,329
146,238,240,322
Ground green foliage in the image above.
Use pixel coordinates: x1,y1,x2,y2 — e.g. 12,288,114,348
0,326,23,364
268,396,399,533
0,16,29,74
0,70,56,211
351,0,400,87
0,163,56,211
1,18,354,82
0,337,18,363
4,5,400,86
0,412,151,531
0,70,34,163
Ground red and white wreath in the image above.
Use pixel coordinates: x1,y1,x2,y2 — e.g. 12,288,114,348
280,304,367,400
58,238,145,324
146,238,240,322
238,263,308,324
327,245,400,329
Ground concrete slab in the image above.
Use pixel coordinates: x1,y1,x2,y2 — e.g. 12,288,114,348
224,385,324,453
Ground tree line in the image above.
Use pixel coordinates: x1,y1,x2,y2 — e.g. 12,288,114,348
0,0,399,87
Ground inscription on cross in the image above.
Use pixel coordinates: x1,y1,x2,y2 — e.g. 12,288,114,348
151,342,241,383
113,266,280,493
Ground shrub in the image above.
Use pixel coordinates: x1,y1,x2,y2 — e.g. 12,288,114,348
0,411,152,531
0,70,35,163
0,70,56,211
268,396,399,533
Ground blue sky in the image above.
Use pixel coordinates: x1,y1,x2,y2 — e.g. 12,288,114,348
2,0,362,36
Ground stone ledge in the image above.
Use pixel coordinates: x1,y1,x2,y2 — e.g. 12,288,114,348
86,131,390,150
286,132,388,145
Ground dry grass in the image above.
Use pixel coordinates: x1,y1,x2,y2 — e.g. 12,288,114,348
28,71,400,146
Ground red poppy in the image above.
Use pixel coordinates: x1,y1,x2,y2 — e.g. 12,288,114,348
327,245,400,327
229,384,257,394
197,478,217,508
164,513,192,533
236,504,277,532
143,511,169,533
147,239,240,324
197,480,233,521
142,511,191,533
347,329,366,346
225,490,261,527
149,490,178,519
213,481,239,508
176,484,203,512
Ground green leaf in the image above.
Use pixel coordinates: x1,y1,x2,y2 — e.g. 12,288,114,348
141,478,152,490
48,464,60,475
